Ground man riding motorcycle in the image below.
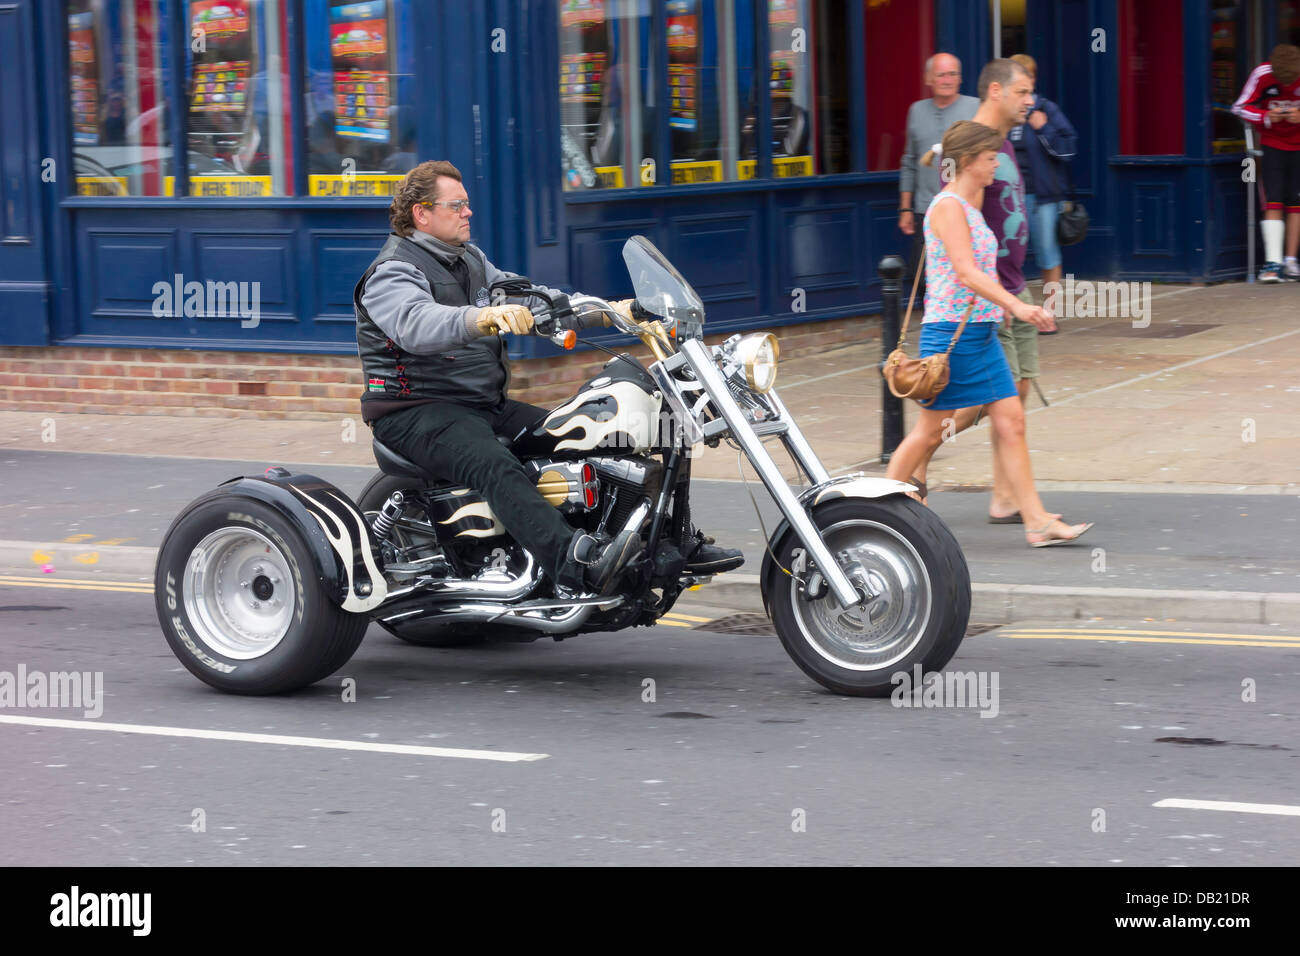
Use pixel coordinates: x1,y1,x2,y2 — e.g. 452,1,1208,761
355,160,742,595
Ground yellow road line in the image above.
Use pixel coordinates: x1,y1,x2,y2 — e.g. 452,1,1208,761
1001,633,1300,649
0,576,153,594
1001,628,1297,640
657,619,695,628
662,611,714,623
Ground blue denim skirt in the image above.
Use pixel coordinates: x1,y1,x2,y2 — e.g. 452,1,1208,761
918,321,1017,410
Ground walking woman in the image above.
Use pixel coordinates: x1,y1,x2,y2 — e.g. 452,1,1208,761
885,121,1092,547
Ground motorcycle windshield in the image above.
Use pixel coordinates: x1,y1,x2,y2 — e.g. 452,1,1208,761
622,236,705,336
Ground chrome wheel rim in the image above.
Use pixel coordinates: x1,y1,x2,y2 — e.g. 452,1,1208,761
788,519,931,672
183,528,294,660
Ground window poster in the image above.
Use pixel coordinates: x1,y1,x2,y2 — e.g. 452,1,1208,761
188,1,252,128
769,0,797,101
667,0,698,132
560,0,605,29
330,1,392,142
68,11,99,145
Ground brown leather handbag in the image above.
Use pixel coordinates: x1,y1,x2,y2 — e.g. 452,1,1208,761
881,258,975,407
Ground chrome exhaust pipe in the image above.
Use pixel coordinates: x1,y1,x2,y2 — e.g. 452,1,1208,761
382,595,623,634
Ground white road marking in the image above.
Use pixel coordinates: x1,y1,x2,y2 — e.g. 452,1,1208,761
0,715,548,762
1154,798,1300,817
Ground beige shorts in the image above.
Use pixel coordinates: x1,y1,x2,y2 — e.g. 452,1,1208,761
998,289,1039,381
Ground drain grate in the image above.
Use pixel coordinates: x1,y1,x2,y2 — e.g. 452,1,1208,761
695,613,777,636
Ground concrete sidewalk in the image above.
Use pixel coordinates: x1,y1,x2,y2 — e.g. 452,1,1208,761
2,279,1297,625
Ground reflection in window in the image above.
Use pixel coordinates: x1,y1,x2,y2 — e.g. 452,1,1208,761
67,0,175,197
186,0,292,196
560,0,655,190
305,0,417,197
738,0,849,180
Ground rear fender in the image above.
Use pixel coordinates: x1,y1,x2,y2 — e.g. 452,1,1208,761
758,474,916,616
206,470,387,613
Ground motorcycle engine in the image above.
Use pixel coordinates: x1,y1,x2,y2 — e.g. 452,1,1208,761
594,456,663,531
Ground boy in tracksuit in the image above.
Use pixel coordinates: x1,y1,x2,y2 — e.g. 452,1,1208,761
1233,44,1300,282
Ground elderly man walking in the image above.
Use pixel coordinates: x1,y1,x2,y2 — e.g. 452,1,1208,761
899,53,980,290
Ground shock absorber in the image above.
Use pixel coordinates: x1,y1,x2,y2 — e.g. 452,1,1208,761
370,491,405,543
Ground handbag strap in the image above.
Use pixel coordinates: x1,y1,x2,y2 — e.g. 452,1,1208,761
897,210,978,353
895,254,925,349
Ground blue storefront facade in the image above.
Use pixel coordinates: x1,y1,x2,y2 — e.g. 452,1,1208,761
2,0,1298,361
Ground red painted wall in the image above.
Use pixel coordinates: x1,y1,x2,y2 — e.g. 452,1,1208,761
864,0,936,171
1119,0,1185,154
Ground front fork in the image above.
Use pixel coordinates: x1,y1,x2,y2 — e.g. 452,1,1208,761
678,338,861,607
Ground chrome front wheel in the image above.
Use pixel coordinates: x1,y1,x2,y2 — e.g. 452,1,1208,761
769,497,970,697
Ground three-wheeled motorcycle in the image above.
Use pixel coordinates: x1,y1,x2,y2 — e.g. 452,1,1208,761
155,237,970,696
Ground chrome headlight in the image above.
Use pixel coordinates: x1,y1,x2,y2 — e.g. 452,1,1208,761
735,333,779,393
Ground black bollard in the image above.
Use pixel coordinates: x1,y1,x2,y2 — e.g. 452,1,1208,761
877,255,906,463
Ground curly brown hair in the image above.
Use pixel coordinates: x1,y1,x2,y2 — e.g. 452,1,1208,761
389,160,462,236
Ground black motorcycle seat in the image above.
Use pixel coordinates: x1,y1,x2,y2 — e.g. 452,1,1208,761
371,440,441,482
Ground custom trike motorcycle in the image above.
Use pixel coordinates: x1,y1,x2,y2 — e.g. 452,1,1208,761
155,237,970,697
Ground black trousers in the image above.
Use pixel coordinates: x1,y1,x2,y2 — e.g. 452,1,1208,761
370,399,580,589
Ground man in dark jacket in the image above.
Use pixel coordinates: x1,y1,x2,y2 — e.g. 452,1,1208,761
1009,54,1077,327
355,160,741,595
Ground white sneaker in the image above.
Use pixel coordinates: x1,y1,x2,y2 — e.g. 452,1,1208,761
1284,260,1300,280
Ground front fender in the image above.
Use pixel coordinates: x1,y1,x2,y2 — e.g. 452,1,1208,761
208,470,387,612
758,474,917,616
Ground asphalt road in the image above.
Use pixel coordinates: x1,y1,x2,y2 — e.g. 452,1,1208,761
2,448,1297,592
2,580,1298,866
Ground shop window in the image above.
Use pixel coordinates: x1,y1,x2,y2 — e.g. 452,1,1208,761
559,0,850,191
305,0,417,198
186,0,293,196
1118,0,1184,155
67,0,176,197
864,0,934,172
1211,0,1255,154
560,0,658,190
738,0,851,180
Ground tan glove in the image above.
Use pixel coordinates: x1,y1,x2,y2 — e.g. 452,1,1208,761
475,304,534,336
609,298,635,325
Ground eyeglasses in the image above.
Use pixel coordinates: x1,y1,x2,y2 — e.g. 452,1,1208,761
420,199,471,213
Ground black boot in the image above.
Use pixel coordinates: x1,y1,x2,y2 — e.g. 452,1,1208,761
567,529,644,596
684,530,745,574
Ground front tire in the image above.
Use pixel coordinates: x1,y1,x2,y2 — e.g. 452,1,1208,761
155,494,368,694
768,497,970,697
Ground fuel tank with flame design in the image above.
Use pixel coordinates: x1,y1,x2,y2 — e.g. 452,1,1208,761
538,359,663,455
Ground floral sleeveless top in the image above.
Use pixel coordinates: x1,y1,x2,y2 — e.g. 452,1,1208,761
921,191,1002,324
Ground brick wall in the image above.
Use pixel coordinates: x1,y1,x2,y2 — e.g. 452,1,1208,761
0,315,876,420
